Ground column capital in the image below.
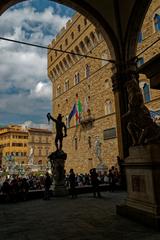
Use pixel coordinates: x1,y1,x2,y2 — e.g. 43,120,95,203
111,68,138,92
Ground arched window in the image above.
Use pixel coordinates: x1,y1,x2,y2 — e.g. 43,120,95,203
65,38,68,46
64,80,69,91
88,136,91,148
90,32,97,45
59,61,64,72
63,58,69,69
138,31,143,43
143,83,150,103
104,100,112,115
56,64,61,75
84,36,92,49
75,46,81,59
71,32,74,40
75,137,78,150
71,50,77,62
96,30,102,40
137,57,144,67
154,13,160,32
101,51,108,66
74,73,80,85
57,85,61,97
53,68,57,76
79,41,87,53
78,24,81,32
66,54,72,66
85,64,90,78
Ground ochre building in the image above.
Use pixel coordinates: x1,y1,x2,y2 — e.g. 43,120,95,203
0,125,53,168
48,0,160,174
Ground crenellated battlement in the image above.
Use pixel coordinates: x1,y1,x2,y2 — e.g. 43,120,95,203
51,12,80,47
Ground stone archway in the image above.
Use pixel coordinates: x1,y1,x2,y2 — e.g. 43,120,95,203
0,0,153,158
1,0,160,228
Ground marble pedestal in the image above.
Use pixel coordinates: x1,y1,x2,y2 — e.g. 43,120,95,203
48,150,68,197
96,162,108,174
117,144,160,229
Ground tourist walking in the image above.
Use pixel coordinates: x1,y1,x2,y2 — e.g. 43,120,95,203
69,168,77,199
44,172,52,200
108,167,116,192
90,168,101,198
1,179,10,202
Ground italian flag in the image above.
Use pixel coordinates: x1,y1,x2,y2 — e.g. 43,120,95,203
76,98,82,127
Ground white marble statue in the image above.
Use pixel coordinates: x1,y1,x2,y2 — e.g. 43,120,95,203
95,136,102,161
28,146,34,165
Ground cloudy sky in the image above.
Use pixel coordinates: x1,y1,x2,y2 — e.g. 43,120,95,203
0,0,74,125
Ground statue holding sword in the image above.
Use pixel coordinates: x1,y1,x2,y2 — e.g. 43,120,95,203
47,113,67,151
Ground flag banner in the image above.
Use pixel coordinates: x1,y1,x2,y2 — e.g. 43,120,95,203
83,97,88,113
75,111,79,127
77,98,83,125
68,103,77,122
69,97,83,127
77,99,82,113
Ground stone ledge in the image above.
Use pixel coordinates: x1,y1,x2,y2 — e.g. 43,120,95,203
116,204,160,230
127,144,160,163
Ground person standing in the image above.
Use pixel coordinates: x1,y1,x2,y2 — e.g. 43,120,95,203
90,168,101,198
69,169,77,199
108,167,116,192
44,172,52,200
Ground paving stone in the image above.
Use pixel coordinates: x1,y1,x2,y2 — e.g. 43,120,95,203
0,192,160,240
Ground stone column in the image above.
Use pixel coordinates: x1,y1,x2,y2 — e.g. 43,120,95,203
111,68,131,159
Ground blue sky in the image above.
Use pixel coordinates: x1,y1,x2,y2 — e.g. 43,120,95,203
0,0,75,125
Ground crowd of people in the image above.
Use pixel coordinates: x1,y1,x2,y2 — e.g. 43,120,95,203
0,175,48,202
66,166,121,198
66,166,120,188
0,165,122,202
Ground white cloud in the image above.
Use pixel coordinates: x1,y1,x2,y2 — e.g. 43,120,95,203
31,81,52,98
0,3,71,124
0,6,70,44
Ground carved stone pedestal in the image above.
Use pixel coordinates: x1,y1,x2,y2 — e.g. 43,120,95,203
117,144,160,229
48,150,68,197
96,162,108,174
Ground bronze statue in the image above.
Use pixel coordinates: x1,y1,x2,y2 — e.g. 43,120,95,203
122,75,160,145
47,113,67,150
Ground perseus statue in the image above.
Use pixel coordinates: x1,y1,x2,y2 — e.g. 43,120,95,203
47,113,67,151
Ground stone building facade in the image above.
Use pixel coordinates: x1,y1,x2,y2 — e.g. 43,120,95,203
48,0,160,174
0,125,53,170
28,127,53,166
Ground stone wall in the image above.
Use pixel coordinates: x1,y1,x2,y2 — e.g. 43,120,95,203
48,0,160,174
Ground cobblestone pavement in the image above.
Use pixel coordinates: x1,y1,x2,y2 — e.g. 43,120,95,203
0,191,160,240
